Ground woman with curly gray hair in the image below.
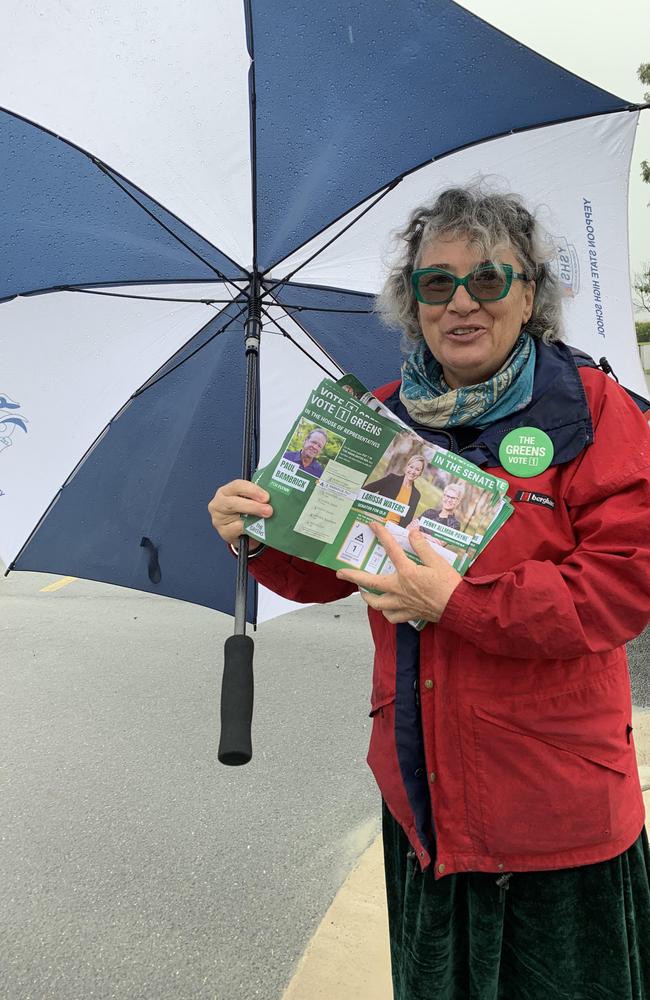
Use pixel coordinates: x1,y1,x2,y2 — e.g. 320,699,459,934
379,185,563,346
209,185,650,999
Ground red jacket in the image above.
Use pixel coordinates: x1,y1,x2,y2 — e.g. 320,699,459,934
248,345,650,876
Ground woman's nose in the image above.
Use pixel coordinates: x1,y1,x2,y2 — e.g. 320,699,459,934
447,283,479,313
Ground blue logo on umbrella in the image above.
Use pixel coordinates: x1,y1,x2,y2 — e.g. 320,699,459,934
0,394,28,454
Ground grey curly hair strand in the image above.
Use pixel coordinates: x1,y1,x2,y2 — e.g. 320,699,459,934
377,185,564,346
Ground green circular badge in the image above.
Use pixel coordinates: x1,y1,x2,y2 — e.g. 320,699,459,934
499,427,554,478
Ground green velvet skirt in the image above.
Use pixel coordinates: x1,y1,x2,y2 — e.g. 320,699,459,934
383,805,650,1000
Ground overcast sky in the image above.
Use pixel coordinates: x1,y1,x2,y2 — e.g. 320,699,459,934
459,1,649,300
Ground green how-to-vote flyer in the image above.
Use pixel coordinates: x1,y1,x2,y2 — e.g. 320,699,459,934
244,376,514,591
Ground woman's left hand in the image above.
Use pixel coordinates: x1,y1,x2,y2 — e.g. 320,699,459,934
336,523,462,624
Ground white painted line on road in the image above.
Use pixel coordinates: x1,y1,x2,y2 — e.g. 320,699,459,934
40,576,77,593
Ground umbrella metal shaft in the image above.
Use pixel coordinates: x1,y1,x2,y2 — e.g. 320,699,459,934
233,274,262,635
218,275,261,765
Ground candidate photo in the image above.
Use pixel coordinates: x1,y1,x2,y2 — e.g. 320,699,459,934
282,422,344,480
417,480,465,534
364,452,427,527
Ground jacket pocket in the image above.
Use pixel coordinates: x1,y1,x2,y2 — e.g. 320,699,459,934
471,704,634,855
369,693,395,718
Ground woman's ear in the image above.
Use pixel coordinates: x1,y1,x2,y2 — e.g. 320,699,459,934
522,280,536,325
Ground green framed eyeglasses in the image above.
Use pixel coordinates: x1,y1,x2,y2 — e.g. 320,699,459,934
411,263,529,305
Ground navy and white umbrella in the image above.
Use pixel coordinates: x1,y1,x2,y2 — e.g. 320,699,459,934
1,1,646,755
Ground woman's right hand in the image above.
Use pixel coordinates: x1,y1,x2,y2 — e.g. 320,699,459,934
207,479,273,549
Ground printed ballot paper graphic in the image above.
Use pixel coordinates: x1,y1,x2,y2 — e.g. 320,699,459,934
340,523,376,567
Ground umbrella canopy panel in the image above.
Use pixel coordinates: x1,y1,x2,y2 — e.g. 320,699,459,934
249,0,629,269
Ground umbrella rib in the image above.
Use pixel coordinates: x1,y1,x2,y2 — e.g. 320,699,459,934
0,277,245,305
263,181,398,292
264,279,374,299
132,303,250,397
260,305,342,378
66,287,239,307
244,0,259,272
274,303,373,315
91,160,244,295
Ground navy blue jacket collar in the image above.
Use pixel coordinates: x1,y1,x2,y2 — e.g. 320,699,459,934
382,340,593,468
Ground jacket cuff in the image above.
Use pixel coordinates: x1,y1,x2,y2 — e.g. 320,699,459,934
439,576,496,641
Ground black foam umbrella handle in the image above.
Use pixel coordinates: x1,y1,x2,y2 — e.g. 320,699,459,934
218,634,254,766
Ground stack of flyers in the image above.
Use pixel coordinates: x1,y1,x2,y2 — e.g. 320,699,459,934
244,375,513,630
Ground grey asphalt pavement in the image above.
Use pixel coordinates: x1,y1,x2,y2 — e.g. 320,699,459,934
0,569,379,1000
1,567,648,1000
629,626,650,707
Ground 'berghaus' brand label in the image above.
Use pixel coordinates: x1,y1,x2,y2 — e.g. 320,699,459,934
514,490,555,510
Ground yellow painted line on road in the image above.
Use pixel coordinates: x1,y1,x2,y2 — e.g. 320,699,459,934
40,576,77,593
282,833,391,1000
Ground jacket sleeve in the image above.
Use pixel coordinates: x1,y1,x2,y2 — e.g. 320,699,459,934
245,545,356,604
440,376,650,658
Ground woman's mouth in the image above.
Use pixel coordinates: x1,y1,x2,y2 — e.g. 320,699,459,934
445,326,486,339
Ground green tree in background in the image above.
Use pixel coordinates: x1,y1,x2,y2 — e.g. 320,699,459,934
634,64,649,320
640,63,650,183
636,274,650,315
